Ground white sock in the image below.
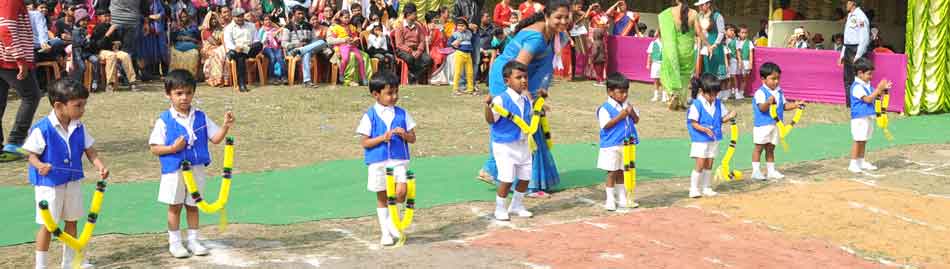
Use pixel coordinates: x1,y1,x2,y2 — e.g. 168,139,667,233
690,170,701,191
751,162,761,174
858,158,865,166
376,208,389,237
605,187,615,203
511,191,526,210
850,159,859,167
35,250,47,269
187,229,199,242
168,230,181,244
61,245,73,266
615,184,627,202
702,170,712,189
495,195,507,211
766,162,777,173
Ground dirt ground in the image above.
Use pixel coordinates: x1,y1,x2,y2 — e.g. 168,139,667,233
0,81,860,186
1,143,947,268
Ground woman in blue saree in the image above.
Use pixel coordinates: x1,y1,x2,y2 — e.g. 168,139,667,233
480,0,572,197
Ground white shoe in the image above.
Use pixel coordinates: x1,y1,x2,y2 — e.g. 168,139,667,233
169,241,192,258
702,188,718,197
767,170,785,179
622,201,640,208
735,90,744,100
380,233,395,246
494,207,510,221
508,205,534,218
751,171,766,181
650,95,659,102
861,162,878,171
848,164,863,173
187,240,209,256
605,200,617,211
689,188,701,198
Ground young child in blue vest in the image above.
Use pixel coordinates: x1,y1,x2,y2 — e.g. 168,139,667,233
483,61,534,221
597,72,640,211
751,62,804,180
148,70,235,258
356,70,417,246
686,73,736,198
848,58,892,173
646,30,666,102
26,78,108,269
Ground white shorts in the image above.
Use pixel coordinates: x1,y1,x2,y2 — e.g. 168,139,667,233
158,165,207,206
851,116,875,141
493,141,532,183
753,125,779,145
35,181,84,224
367,162,409,192
742,60,752,74
597,146,623,171
650,62,662,79
728,58,739,76
690,142,720,159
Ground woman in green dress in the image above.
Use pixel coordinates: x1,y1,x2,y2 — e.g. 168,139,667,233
695,0,727,81
658,0,700,110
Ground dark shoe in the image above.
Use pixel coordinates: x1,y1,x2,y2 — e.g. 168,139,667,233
239,85,249,92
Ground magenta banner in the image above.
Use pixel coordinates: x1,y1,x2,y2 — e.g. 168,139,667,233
604,37,906,112
606,36,657,83
750,47,906,112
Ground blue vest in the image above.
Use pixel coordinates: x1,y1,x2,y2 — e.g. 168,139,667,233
364,106,411,165
686,99,724,142
158,110,212,174
753,86,784,127
599,102,638,148
29,118,86,186
849,82,876,119
490,93,532,143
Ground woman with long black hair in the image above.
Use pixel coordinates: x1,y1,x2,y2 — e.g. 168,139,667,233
478,0,571,198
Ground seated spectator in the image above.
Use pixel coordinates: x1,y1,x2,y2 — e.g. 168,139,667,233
393,3,432,84
69,10,98,88
327,9,368,86
812,33,826,50
170,10,202,76
285,5,331,87
785,26,810,49
91,9,138,91
30,2,67,90
201,11,232,87
832,33,844,52
223,7,263,92
260,15,287,84
366,23,395,72
350,3,366,29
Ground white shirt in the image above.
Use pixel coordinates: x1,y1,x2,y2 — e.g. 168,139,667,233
368,33,388,50
841,7,870,60
356,103,416,166
852,77,871,99
491,88,530,141
356,102,417,136
148,107,221,149
754,85,786,105
224,21,260,51
687,98,729,122
23,112,96,156
597,98,639,129
646,39,661,62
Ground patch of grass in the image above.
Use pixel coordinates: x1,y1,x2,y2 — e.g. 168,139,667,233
0,81,860,186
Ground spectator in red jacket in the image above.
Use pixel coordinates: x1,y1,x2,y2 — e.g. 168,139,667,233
0,0,44,165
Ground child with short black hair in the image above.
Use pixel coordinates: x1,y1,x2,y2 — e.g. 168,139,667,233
483,61,534,221
357,71,416,246
686,73,736,198
597,72,640,211
645,30,664,102
735,24,754,99
847,58,892,173
366,23,395,72
450,17,476,95
751,62,804,180
26,78,108,269
149,70,235,258
724,24,739,99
